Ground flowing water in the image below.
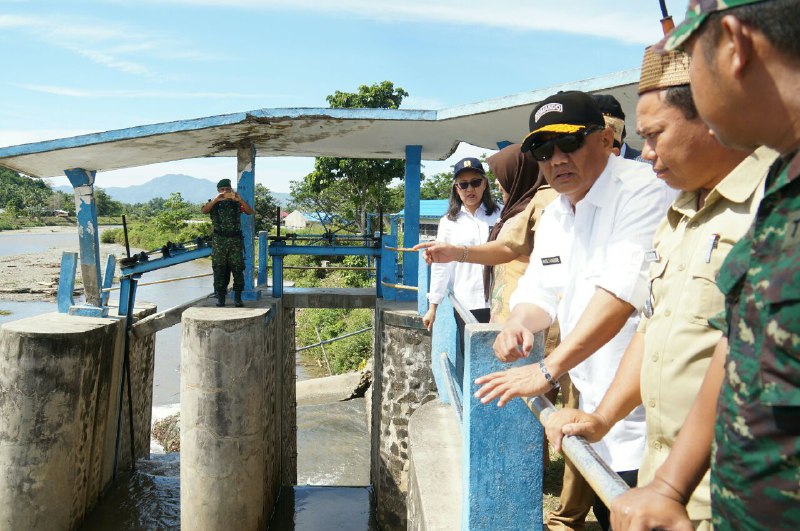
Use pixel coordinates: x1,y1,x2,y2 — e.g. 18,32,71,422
0,228,371,530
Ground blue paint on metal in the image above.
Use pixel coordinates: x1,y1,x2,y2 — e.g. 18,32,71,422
68,305,109,318
100,254,116,307
393,199,448,219
461,325,545,531
399,145,422,302
57,252,78,313
271,241,285,298
429,295,456,404
258,231,268,286
268,245,381,257
380,233,397,301
119,246,212,276
496,141,512,149
237,144,260,302
64,168,103,307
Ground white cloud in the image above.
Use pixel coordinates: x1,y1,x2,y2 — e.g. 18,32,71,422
125,0,682,45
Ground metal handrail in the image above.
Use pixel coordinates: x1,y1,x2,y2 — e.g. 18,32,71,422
441,352,463,422
525,395,630,506
449,292,478,325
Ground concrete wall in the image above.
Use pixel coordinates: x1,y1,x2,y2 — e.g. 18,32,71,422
371,301,437,531
0,306,157,531
180,306,277,530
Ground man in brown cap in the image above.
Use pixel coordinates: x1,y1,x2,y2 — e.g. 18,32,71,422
544,43,776,531
609,1,800,529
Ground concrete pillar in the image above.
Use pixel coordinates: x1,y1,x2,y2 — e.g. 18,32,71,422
0,313,120,530
180,307,271,530
371,301,436,531
64,168,102,307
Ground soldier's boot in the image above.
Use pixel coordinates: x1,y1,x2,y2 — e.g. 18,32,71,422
234,291,243,307
215,290,226,307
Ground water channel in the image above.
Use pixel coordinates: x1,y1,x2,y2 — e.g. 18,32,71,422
0,228,371,529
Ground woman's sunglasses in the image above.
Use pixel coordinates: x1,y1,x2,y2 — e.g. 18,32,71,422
454,178,485,190
531,127,602,162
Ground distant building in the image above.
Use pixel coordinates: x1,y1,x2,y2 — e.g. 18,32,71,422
393,199,448,240
283,210,307,229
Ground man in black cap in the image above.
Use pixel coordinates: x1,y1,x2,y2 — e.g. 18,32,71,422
201,178,254,307
474,90,674,529
592,94,642,160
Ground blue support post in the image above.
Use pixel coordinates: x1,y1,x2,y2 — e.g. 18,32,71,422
237,143,261,301
117,276,140,317
57,252,78,313
417,252,430,317
64,168,104,311
461,326,545,531
257,231,268,287
100,254,116,307
400,145,422,302
380,233,397,301
271,240,285,298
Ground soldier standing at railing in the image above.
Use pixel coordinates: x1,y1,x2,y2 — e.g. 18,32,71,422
201,178,254,308
474,90,676,530
543,44,777,531
604,1,800,530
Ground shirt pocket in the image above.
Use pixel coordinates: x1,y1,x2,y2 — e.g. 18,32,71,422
687,242,730,326
759,250,800,407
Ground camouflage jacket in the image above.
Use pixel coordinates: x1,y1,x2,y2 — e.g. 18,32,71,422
210,199,242,237
712,150,800,529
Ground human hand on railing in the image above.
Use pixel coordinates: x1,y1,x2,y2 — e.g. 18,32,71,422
413,241,460,265
493,323,534,362
544,408,611,453
473,364,552,407
610,480,693,531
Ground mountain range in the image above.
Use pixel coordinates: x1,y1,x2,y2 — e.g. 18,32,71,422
54,173,291,206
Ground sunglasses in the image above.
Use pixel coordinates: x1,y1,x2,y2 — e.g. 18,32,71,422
454,178,485,190
531,127,601,162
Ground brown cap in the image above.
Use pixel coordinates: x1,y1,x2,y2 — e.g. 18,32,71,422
638,46,690,94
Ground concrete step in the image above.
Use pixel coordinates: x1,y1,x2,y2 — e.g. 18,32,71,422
268,485,378,530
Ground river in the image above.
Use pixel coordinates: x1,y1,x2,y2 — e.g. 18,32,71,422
0,227,370,529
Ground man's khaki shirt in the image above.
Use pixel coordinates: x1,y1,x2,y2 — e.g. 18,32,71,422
637,146,776,520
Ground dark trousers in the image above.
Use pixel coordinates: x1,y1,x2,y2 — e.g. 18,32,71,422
593,469,638,530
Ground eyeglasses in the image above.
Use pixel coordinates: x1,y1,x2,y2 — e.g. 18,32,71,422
454,178,485,190
531,127,601,162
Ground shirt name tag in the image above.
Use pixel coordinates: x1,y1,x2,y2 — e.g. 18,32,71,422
541,256,562,266
644,249,660,262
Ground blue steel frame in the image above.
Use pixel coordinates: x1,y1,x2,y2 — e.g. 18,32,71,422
64,168,104,314
399,145,422,301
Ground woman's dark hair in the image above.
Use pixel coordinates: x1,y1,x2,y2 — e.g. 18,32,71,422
445,175,499,221
664,85,698,120
702,0,800,62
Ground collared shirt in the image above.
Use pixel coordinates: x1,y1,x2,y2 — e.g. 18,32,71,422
711,149,800,530
637,147,776,521
428,204,500,309
511,154,676,471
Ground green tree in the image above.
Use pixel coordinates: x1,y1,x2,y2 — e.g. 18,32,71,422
154,192,192,234
95,188,124,217
420,172,454,200
254,183,280,233
293,81,409,232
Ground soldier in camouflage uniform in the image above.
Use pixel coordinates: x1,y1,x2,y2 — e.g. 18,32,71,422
201,178,253,307
610,1,800,530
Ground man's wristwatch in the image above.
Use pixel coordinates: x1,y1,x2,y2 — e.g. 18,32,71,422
539,359,559,390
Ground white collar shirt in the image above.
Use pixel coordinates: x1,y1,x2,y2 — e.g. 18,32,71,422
510,154,677,471
428,204,500,309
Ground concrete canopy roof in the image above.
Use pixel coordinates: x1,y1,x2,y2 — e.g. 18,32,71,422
0,70,641,179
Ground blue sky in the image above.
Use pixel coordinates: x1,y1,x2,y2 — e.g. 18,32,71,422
1,0,687,192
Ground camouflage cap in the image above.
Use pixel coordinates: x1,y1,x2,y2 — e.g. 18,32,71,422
656,0,770,52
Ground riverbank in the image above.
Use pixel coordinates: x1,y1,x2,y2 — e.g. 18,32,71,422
0,226,130,301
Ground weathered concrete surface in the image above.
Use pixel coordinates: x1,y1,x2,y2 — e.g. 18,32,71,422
180,307,275,531
371,301,436,531
283,287,376,309
0,313,123,530
296,371,366,406
408,400,461,531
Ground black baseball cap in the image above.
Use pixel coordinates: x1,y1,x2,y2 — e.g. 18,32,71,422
521,91,606,153
453,157,486,178
592,94,625,120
